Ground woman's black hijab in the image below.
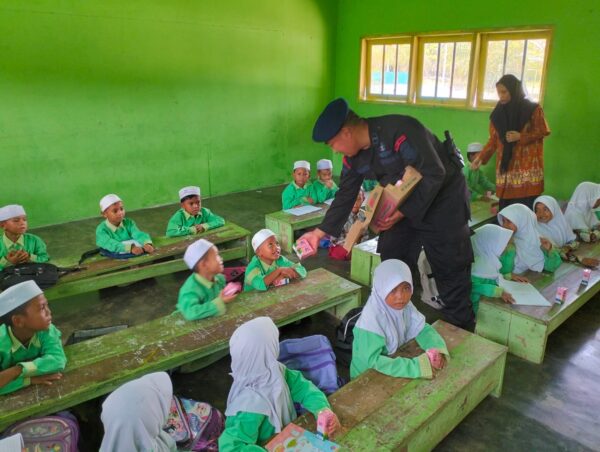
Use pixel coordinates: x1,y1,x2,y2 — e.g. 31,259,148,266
490,74,539,173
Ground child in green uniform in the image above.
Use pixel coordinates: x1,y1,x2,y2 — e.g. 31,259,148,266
351,259,449,380
463,143,496,201
281,161,314,210
470,224,517,314
310,159,338,204
564,182,600,243
0,280,66,395
177,239,238,321
96,194,155,257
166,186,225,237
244,229,307,292
219,317,340,451
0,205,49,271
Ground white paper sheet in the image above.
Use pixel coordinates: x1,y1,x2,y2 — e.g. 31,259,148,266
283,205,322,216
498,277,552,307
0,433,23,452
324,198,334,206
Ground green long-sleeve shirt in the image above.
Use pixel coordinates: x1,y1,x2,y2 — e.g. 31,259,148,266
500,243,562,275
165,208,225,238
0,233,50,271
310,180,338,204
362,179,378,192
470,275,504,314
176,273,226,321
95,218,152,253
350,324,448,380
218,368,330,452
243,256,307,292
463,165,496,201
281,182,313,210
0,324,66,395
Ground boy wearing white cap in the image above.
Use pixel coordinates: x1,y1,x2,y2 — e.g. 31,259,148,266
96,194,155,257
281,161,315,210
464,143,496,201
244,229,307,292
166,186,225,237
177,239,238,321
0,205,50,271
311,159,339,204
0,281,66,395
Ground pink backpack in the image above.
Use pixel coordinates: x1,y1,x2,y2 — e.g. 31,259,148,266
164,397,224,451
3,412,79,452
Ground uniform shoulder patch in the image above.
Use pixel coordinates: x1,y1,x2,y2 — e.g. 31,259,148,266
394,134,407,152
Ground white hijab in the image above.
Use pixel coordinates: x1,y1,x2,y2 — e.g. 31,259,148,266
565,182,600,231
471,224,514,280
498,204,545,273
100,372,176,452
356,259,425,355
225,317,295,432
534,195,576,247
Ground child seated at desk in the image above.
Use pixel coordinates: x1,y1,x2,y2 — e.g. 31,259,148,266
244,229,306,292
166,186,225,237
498,204,561,275
463,142,496,201
0,205,49,271
0,281,66,395
565,182,600,243
350,260,448,381
219,317,340,451
310,159,338,204
281,161,314,209
177,239,238,321
96,194,155,258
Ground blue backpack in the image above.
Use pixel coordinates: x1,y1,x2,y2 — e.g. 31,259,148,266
278,335,343,396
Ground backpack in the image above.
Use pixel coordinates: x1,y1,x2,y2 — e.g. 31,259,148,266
417,249,444,310
164,396,224,451
0,263,61,290
333,307,363,367
3,411,79,452
278,335,342,396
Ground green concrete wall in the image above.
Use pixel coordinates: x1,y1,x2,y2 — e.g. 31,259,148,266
0,0,337,227
333,0,600,199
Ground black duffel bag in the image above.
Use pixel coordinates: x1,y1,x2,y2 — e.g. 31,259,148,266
0,263,76,290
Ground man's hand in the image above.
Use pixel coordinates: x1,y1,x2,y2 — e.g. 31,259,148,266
297,229,325,256
376,210,404,232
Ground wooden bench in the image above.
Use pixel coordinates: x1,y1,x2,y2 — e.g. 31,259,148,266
265,204,329,253
45,223,250,301
350,198,499,287
0,268,360,430
476,241,600,364
294,320,507,450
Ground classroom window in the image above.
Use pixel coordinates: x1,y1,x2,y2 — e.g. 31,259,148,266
365,39,412,99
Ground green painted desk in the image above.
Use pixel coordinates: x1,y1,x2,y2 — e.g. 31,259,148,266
264,204,329,253
0,268,360,430
476,241,600,364
45,223,250,301
295,320,507,451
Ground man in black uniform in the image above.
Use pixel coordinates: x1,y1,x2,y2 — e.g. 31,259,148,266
299,98,475,330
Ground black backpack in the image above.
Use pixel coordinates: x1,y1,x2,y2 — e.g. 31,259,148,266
333,307,363,367
0,263,77,290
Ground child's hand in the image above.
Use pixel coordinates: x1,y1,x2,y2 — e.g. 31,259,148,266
195,224,205,233
318,409,341,439
511,274,529,283
426,349,445,370
0,365,23,388
31,373,63,386
281,267,300,279
540,237,553,252
324,179,334,188
131,245,144,255
501,290,515,304
220,289,239,303
470,158,482,170
143,243,155,254
6,251,21,264
580,257,599,268
306,197,315,204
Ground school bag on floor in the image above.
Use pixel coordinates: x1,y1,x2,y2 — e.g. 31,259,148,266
0,263,79,290
417,249,444,310
164,396,224,451
2,411,79,452
333,307,363,367
278,335,343,396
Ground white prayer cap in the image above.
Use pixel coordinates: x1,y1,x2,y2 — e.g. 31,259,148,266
252,229,275,252
467,142,483,154
184,239,214,270
0,205,26,222
316,159,333,170
293,160,310,171
0,280,43,317
179,186,201,201
100,194,122,212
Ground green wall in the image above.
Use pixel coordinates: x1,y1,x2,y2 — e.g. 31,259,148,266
0,0,338,227
333,0,600,199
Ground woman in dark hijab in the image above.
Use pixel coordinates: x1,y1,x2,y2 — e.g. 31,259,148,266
472,74,550,210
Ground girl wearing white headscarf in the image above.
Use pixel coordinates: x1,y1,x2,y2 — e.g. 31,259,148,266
219,317,339,451
470,225,516,314
100,372,176,452
564,182,600,243
498,204,562,275
350,260,449,381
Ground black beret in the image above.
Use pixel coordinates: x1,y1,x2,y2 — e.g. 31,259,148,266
312,98,349,142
